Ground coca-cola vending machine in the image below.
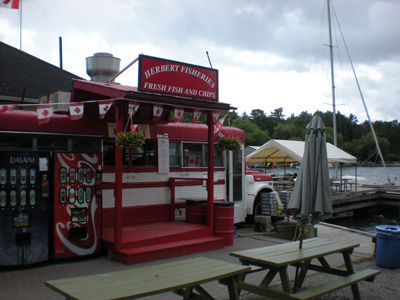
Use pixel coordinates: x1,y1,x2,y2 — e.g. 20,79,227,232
53,153,102,260
0,151,50,267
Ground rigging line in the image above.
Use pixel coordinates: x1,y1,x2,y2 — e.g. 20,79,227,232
330,8,351,150
308,1,327,71
332,4,386,169
361,151,378,166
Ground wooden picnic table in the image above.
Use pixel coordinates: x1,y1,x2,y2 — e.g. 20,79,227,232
230,237,380,300
45,257,250,300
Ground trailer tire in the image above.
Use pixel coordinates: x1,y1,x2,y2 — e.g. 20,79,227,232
246,189,273,224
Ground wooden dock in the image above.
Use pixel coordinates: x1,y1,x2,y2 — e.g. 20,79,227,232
331,185,400,218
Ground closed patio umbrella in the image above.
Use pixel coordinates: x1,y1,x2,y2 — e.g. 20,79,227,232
288,114,332,248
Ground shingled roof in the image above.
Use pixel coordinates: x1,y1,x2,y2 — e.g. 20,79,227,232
0,41,82,104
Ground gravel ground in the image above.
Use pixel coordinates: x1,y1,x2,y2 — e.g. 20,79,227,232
239,258,400,300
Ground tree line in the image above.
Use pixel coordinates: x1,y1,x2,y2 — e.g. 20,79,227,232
225,108,400,164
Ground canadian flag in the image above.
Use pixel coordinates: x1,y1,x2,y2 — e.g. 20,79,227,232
185,155,200,167
214,112,228,135
99,101,113,119
0,104,18,113
153,105,163,121
130,124,138,132
212,111,220,124
128,103,140,118
192,110,202,124
174,108,184,122
37,105,53,124
0,0,19,9
69,103,84,120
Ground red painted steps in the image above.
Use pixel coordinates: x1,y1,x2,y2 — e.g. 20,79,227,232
117,236,225,265
102,221,227,264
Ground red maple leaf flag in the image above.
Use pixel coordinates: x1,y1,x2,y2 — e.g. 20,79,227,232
130,124,138,132
99,101,113,119
37,105,53,124
192,110,202,124
174,108,184,122
153,105,163,121
214,112,228,135
0,104,18,113
0,0,19,9
128,103,140,118
69,103,84,120
212,111,220,124
185,155,200,167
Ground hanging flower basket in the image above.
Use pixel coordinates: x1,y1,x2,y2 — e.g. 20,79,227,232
116,132,145,149
216,137,241,151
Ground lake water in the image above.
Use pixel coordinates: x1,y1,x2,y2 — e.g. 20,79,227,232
266,165,399,186
328,166,400,233
268,166,400,233
328,165,400,186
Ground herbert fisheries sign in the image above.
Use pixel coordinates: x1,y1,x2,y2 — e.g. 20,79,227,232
138,55,218,101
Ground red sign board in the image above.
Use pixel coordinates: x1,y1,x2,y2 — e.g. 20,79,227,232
138,55,218,101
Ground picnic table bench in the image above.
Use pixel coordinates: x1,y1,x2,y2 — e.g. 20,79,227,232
45,257,250,300
230,238,380,300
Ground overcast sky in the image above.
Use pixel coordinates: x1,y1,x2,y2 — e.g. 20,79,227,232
1,0,399,123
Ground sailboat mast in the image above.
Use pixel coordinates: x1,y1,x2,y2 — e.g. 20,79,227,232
327,0,338,177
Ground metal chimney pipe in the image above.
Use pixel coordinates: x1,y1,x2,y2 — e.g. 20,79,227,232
86,53,121,83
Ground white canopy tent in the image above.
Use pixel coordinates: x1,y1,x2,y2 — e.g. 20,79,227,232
246,139,357,164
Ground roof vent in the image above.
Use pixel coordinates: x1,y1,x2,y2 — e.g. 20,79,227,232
86,52,121,83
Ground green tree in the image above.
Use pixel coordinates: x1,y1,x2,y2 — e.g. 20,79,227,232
270,107,285,120
353,133,390,163
272,123,305,140
225,108,398,162
231,118,270,146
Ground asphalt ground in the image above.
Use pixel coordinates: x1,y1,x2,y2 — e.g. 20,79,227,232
0,223,398,300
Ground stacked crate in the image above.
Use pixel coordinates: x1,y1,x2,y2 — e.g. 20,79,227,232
278,190,292,211
260,191,279,216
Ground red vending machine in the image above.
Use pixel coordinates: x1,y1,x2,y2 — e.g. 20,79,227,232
53,153,102,260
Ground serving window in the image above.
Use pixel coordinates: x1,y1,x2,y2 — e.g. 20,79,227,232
182,142,223,168
107,140,223,169
123,140,156,167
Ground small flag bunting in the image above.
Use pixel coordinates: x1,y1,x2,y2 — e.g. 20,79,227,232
37,105,53,124
130,124,138,132
0,104,18,113
193,110,202,124
174,108,184,122
99,101,113,119
212,111,220,124
128,103,140,118
153,105,163,121
69,103,84,120
214,112,228,135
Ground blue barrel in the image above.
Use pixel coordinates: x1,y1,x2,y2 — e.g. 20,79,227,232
376,225,400,269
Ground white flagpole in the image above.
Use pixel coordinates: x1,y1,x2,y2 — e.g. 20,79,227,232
19,0,22,50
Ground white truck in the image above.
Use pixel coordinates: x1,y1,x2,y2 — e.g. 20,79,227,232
242,170,280,223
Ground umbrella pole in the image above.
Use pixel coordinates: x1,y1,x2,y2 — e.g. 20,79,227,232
294,225,304,293
299,225,304,249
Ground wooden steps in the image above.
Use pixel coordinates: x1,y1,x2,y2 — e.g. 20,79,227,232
102,221,227,265
118,236,225,265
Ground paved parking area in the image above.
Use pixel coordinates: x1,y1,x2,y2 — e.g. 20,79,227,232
0,223,378,300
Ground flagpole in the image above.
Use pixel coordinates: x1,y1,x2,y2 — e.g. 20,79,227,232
19,0,22,50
